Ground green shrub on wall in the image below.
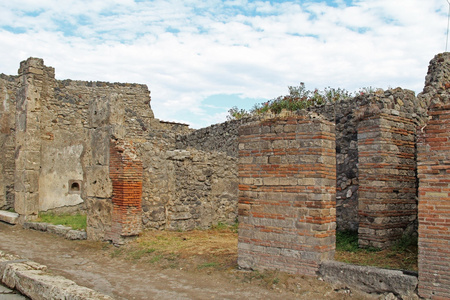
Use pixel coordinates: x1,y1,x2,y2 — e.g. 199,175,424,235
227,83,378,120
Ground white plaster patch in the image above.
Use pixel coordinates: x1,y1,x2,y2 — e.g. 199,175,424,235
39,144,84,211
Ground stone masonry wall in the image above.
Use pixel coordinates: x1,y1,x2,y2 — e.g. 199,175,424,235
176,118,252,157
137,130,238,231
14,58,56,222
417,52,450,299
0,74,18,210
238,112,336,276
168,148,238,230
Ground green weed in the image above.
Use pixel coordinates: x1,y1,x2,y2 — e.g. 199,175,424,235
128,248,156,260
197,262,218,269
150,255,163,263
336,230,359,252
111,248,124,258
37,212,86,230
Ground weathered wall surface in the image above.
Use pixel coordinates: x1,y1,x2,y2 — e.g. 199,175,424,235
12,60,239,236
137,130,238,231
14,58,56,221
417,52,450,299
169,148,238,230
39,142,84,211
308,89,426,233
0,74,17,210
238,112,336,276
136,133,177,230
176,118,251,157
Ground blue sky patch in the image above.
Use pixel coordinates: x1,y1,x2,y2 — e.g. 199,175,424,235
1,25,26,34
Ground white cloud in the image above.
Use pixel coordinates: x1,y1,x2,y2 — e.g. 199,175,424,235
0,0,448,128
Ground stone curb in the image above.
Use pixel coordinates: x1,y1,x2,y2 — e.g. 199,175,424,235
0,211,19,225
0,250,113,300
23,222,87,240
319,261,418,298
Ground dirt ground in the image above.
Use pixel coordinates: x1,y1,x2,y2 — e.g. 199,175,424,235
0,222,374,300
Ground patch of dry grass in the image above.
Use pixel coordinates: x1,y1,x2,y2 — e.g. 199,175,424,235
102,225,417,296
108,225,238,271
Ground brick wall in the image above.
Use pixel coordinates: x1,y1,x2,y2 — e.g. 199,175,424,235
107,139,143,244
417,104,450,298
357,112,417,248
237,112,336,276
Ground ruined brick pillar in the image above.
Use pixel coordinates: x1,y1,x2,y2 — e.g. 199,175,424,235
357,112,417,248
416,52,450,299
417,104,450,299
107,139,143,244
237,112,336,276
14,58,55,222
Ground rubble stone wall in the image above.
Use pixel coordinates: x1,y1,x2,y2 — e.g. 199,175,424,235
137,130,239,231
176,118,251,157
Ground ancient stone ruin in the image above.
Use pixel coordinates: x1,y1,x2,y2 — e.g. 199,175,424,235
1,53,449,298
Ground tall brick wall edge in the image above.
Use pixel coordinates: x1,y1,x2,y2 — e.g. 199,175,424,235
417,52,450,299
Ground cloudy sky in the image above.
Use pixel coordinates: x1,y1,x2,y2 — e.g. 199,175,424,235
0,0,448,128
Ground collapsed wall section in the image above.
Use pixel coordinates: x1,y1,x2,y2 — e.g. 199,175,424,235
237,112,336,276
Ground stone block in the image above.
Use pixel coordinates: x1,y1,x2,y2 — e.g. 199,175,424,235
84,166,112,198
23,222,47,231
0,253,113,300
89,97,110,128
320,261,418,297
14,192,39,217
46,224,71,236
65,230,87,240
24,170,39,193
263,177,279,186
0,210,19,224
90,129,110,166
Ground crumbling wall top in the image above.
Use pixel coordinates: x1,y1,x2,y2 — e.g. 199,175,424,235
18,57,55,78
419,52,450,111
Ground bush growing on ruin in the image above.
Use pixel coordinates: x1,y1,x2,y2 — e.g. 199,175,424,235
227,83,376,120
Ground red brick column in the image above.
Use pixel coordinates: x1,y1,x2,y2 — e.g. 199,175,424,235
107,139,143,244
237,113,336,276
357,113,417,248
417,104,450,299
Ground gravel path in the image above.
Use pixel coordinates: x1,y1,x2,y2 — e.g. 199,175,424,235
0,223,302,300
